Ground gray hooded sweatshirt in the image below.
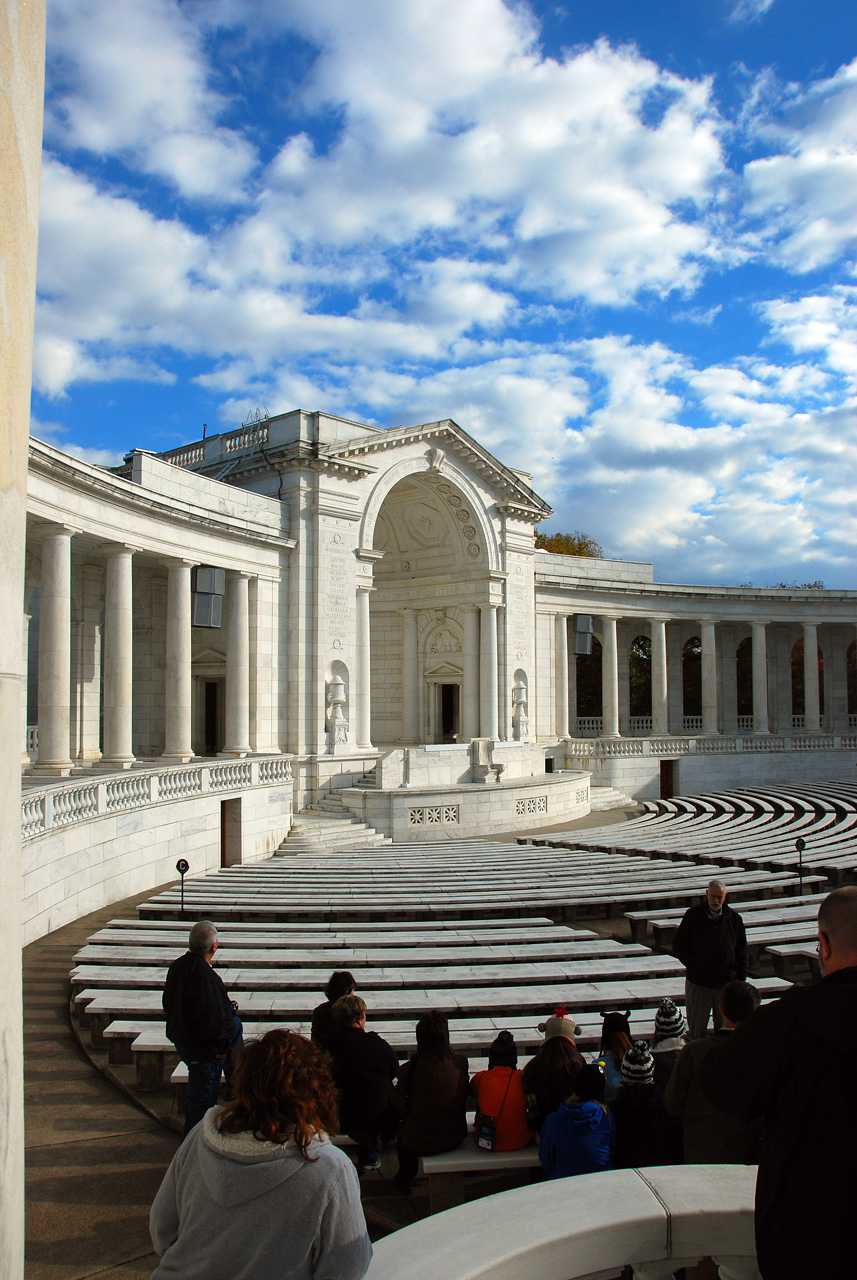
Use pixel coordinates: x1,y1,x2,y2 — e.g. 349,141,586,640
150,1110,372,1280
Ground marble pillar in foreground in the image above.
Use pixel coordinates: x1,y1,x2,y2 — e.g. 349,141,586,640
1,1,46,1275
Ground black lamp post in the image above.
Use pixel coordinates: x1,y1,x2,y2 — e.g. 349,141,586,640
795,838,806,894
176,858,189,919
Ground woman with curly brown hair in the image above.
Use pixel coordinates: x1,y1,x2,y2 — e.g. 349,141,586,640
149,1029,372,1280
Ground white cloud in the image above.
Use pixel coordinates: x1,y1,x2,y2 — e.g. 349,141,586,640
727,0,776,25
30,417,126,466
45,0,256,200
743,59,857,271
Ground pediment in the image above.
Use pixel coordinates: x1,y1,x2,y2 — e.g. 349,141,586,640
192,646,226,666
425,659,463,679
328,419,552,521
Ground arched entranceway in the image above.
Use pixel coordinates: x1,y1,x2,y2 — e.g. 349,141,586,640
367,471,494,745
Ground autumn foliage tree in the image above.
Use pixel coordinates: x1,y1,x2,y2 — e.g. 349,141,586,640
535,529,603,557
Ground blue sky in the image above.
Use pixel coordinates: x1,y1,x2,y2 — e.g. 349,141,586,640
32,0,857,587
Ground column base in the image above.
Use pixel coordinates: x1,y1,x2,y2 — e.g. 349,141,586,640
29,762,74,777
161,751,195,764
218,748,250,758
93,757,136,770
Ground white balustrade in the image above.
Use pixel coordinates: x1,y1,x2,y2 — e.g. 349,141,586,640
575,717,603,735
20,755,293,839
737,715,754,731
793,735,835,751
26,725,38,756
630,716,653,735
649,737,690,754
849,714,857,730
682,716,703,732
697,736,737,753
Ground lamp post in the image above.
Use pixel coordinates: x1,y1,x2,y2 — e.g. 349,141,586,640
795,838,806,894
176,858,189,919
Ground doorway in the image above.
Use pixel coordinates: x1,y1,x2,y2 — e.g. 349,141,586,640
660,759,677,800
221,798,242,867
193,677,224,755
437,684,460,743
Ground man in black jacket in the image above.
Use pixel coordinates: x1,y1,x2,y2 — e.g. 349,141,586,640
699,886,857,1280
320,994,398,1173
671,879,749,1038
163,919,243,1137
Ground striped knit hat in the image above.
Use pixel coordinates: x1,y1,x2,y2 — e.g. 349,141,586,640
620,1040,655,1086
654,998,687,1042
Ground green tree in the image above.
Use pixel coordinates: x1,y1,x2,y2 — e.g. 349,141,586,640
535,529,603,557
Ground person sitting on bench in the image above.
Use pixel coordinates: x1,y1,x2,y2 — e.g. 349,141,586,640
319,994,398,1174
522,1008,585,1133
470,1031,533,1151
391,1012,469,1194
538,1062,615,1180
311,971,356,1043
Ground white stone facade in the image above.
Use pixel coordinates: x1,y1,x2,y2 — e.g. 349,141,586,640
22,407,857,857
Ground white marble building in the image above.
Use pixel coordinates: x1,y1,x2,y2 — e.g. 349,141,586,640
21,407,857,897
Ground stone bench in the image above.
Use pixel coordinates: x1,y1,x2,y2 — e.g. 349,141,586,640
651,914,821,954
364,1164,758,1278
419,1129,540,1213
766,942,823,981
625,892,826,941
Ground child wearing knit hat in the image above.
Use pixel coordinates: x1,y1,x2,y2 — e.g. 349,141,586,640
651,997,689,1092
612,1040,682,1170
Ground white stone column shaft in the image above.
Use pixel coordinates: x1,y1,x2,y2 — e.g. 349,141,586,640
601,616,620,737
222,571,251,755
651,618,668,735
463,606,480,739
701,620,718,735
102,546,135,765
163,561,194,761
36,528,74,771
479,603,499,738
555,613,569,738
355,586,373,748
402,609,419,742
803,622,820,732
21,614,31,765
3,4,47,1272
751,622,769,735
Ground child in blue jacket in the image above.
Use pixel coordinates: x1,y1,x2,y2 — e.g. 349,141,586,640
538,1063,615,1179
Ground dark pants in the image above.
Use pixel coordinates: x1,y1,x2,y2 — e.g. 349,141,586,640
175,1018,243,1139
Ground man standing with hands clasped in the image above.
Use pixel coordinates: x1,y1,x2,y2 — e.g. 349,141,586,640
163,919,243,1138
699,886,857,1280
671,879,748,1039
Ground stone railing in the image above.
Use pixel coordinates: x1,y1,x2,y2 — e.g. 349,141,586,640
366,1164,757,1280
567,733,857,758
21,755,293,840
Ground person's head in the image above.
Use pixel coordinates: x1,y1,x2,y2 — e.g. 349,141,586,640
522,1034,584,1099
324,970,356,1004
415,1011,453,1059
817,887,857,974
653,997,688,1045
600,1010,631,1049
188,920,218,960
331,993,367,1030
488,1030,517,1069
706,880,727,912
619,1040,655,1089
537,1005,581,1044
216,1029,338,1156
572,1062,606,1105
719,980,761,1028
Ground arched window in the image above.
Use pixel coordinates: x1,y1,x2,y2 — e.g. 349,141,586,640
682,636,702,720
576,637,602,718
791,639,824,720
629,635,652,720
736,637,753,718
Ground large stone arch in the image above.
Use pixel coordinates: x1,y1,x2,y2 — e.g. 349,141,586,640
358,449,500,573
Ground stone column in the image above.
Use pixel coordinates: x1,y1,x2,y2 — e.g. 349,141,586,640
221,571,251,756
803,622,820,732
555,613,569,738
479,603,499,738
162,560,194,762
21,614,31,766
701,619,718,734
401,608,419,742
751,622,769,735
35,527,74,774
601,615,620,737
463,605,480,739
651,617,668,736
101,545,135,766
4,6,47,1271
355,585,373,748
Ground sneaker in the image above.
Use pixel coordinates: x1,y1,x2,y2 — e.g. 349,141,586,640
358,1156,381,1173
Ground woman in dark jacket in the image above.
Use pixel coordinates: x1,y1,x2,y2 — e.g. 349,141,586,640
391,1012,469,1193
521,1035,584,1133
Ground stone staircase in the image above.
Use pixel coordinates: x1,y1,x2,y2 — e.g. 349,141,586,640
275,788,391,856
589,785,638,811
356,765,378,787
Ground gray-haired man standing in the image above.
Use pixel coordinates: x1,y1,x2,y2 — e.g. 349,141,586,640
671,880,749,1039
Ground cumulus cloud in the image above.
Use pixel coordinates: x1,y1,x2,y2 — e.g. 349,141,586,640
30,417,126,466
